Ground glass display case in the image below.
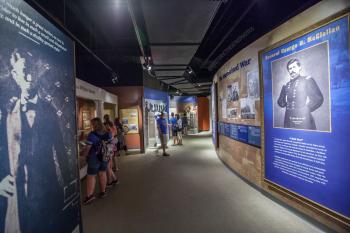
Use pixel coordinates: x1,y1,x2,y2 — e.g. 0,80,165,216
76,97,97,179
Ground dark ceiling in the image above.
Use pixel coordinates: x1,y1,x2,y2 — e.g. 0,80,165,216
26,0,321,96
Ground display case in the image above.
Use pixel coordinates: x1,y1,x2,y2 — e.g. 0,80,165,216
76,97,97,179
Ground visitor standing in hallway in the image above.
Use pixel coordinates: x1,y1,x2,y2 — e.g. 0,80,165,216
182,113,188,135
81,118,111,205
176,114,183,145
103,115,119,188
156,112,170,156
170,112,178,145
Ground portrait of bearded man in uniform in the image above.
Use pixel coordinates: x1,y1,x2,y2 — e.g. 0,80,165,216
277,58,324,130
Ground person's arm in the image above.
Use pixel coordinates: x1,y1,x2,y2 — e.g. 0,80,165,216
277,85,287,108
82,132,95,157
306,77,324,112
81,144,92,157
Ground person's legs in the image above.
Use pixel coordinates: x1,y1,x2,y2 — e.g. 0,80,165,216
162,134,170,156
98,171,107,195
107,159,116,186
98,162,108,197
178,131,183,145
86,175,96,197
83,173,97,205
172,130,176,145
160,133,166,154
84,158,99,204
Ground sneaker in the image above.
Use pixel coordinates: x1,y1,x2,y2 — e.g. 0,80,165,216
162,153,170,156
106,182,114,188
99,191,107,198
82,195,95,205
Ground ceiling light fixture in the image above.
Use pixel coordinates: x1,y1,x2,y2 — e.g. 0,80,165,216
111,72,118,84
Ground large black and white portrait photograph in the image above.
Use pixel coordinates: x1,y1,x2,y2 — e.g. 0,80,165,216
247,70,260,99
272,41,331,132
0,0,81,232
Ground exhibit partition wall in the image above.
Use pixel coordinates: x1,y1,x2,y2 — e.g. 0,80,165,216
212,0,350,231
104,86,144,151
0,0,82,232
197,97,210,131
143,87,169,149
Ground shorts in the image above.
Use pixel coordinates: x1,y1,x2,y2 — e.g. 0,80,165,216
87,155,108,175
172,129,177,136
160,133,168,146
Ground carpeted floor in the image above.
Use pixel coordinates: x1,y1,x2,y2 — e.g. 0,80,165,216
81,133,328,233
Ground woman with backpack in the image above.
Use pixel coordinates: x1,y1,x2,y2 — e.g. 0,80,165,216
103,115,119,188
81,117,112,205
115,117,127,153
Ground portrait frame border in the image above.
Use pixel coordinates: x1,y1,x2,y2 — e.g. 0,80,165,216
258,9,350,227
270,40,332,132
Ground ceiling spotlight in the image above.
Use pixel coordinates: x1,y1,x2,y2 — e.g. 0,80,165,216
111,72,118,84
147,65,152,71
187,66,194,75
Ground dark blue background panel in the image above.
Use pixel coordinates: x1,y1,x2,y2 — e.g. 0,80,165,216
262,14,350,218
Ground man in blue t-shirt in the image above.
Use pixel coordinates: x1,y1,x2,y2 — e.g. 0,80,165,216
156,112,169,156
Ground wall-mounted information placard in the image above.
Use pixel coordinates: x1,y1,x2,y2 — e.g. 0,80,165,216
218,122,260,148
261,13,350,219
120,108,139,134
248,126,261,147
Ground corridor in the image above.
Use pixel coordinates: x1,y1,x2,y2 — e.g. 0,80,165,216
81,134,326,233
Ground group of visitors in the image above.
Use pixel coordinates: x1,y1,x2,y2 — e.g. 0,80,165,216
156,112,188,156
80,115,126,205
170,112,184,146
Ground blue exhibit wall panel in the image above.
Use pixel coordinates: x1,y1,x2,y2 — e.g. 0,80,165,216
172,96,197,104
261,14,350,218
144,86,169,113
248,126,261,147
237,125,248,143
0,0,82,232
218,122,261,148
224,123,231,137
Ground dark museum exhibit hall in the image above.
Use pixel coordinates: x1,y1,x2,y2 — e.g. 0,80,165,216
0,0,349,233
